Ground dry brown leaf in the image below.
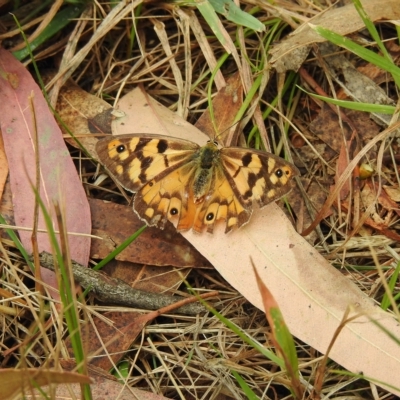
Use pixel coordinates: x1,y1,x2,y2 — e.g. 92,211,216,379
289,178,330,243
360,182,386,225
383,185,400,203
23,373,172,400
66,295,207,372
308,107,346,154
0,368,91,400
89,198,210,268
76,310,144,370
195,72,243,146
103,260,192,293
56,80,114,153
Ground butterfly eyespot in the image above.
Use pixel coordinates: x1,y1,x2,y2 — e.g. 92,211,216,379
116,144,126,153
170,208,179,215
206,212,215,221
275,169,283,178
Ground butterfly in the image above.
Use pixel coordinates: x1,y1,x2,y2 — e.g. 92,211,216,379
95,134,299,233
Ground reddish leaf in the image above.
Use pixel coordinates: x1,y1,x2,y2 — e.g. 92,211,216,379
0,49,91,289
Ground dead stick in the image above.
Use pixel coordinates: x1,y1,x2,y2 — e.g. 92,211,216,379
38,251,213,315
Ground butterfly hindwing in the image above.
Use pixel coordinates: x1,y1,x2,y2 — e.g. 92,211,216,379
134,162,199,230
193,165,251,233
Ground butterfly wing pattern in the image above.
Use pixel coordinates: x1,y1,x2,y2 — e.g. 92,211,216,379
96,134,299,233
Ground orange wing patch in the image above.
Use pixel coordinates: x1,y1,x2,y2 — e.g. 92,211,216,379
194,167,250,233
134,165,198,230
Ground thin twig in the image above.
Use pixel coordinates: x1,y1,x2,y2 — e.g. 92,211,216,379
38,251,212,315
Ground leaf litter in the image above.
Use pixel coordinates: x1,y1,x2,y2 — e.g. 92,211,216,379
0,1,400,399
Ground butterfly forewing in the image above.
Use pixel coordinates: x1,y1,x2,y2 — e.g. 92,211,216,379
95,134,200,192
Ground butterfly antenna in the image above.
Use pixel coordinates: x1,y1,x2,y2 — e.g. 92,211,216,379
214,117,246,147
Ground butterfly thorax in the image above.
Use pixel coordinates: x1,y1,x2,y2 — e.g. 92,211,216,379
191,141,220,203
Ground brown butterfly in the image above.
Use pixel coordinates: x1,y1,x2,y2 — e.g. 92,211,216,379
95,134,299,233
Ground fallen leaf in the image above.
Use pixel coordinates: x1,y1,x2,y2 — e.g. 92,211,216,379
0,133,8,201
383,185,400,203
0,49,91,291
102,260,192,294
70,310,144,370
308,107,346,154
289,178,329,244
195,72,243,146
56,80,114,153
111,86,207,144
90,198,211,268
0,368,90,400
22,370,171,400
110,86,400,396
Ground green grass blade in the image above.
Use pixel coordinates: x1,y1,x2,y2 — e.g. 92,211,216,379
208,0,265,32
351,0,400,88
195,0,229,48
381,260,400,311
93,225,147,270
231,370,259,399
310,24,400,83
297,85,396,114
269,307,299,377
195,296,285,367
13,4,86,61
352,0,391,60
0,214,35,272
32,191,91,398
